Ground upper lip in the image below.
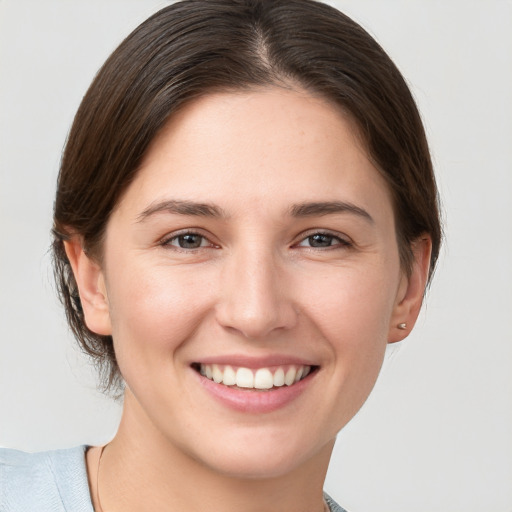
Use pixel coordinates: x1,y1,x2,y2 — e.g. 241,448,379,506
191,354,319,369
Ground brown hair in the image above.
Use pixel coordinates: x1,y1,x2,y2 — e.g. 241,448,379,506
53,0,442,392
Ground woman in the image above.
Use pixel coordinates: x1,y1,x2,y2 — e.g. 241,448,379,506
1,0,441,511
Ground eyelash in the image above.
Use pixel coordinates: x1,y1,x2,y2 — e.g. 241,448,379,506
294,231,352,250
161,230,352,251
161,231,216,250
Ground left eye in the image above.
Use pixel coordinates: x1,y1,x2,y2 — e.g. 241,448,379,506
297,233,348,248
166,233,210,249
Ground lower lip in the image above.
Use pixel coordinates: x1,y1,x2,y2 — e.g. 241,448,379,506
194,369,316,413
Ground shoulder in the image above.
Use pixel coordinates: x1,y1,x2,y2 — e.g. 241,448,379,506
324,491,349,512
0,445,94,512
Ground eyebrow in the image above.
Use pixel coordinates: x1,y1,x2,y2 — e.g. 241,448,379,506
137,199,373,224
289,201,374,223
137,199,227,222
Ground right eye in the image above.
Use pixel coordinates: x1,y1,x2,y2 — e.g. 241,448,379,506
164,232,211,249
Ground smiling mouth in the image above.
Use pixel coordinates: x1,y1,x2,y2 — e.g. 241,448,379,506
192,363,317,390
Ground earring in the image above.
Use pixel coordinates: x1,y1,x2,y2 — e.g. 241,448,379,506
397,322,407,330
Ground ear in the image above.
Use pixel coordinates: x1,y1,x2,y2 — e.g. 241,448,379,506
388,236,432,343
64,238,112,336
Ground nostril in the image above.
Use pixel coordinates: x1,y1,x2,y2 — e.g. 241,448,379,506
215,304,298,340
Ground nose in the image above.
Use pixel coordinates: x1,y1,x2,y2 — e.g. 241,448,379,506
215,248,298,339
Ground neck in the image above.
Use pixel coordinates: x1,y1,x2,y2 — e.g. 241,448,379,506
94,389,333,512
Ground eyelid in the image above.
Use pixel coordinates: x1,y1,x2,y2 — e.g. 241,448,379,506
293,229,353,248
160,228,219,249
158,228,352,250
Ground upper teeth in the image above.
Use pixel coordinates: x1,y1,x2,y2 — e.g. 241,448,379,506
199,364,311,389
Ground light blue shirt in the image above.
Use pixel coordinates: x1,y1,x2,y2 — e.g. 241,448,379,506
0,446,347,511
1,446,93,511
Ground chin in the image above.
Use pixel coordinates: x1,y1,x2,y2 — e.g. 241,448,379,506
181,424,335,480
197,448,312,480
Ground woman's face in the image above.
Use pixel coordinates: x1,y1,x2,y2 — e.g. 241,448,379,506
85,88,417,477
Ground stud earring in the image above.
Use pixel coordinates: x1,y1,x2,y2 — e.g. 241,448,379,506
397,322,407,330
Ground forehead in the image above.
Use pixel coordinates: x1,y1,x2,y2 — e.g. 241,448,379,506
116,87,393,220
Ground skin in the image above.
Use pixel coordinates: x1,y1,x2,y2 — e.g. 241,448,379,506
67,87,431,512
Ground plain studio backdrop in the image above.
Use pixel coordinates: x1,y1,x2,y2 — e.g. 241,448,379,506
1,1,511,511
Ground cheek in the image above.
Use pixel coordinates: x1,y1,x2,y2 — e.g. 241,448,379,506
105,261,215,376
298,262,398,341
298,263,397,391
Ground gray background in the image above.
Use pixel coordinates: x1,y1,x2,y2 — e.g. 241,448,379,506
1,1,511,511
